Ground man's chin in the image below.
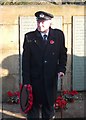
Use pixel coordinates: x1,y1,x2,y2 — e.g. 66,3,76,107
38,29,45,32
38,29,48,33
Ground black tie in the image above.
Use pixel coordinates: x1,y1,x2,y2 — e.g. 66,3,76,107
43,34,47,44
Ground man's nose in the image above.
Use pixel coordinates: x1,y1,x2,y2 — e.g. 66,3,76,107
39,21,43,26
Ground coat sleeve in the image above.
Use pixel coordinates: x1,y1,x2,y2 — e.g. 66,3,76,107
22,34,31,85
58,30,67,74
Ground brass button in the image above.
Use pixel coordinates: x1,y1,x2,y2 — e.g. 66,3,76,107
44,60,47,63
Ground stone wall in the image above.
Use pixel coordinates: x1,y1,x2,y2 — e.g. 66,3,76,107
0,4,85,102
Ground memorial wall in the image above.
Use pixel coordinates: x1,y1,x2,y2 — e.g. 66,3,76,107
0,5,85,101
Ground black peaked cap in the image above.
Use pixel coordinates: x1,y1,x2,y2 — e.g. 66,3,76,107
35,11,54,20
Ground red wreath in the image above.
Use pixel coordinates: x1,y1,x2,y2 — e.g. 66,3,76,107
20,84,33,113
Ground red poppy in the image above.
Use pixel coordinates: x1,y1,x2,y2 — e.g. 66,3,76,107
69,90,78,96
63,90,78,96
7,91,13,97
63,90,70,95
55,96,67,109
14,91,20,97
50,40,54,44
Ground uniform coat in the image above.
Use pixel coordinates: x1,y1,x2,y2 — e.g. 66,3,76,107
22,27,67,106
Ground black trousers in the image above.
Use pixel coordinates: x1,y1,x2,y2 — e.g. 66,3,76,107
27,103,55,120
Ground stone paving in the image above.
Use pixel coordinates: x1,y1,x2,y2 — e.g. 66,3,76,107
0,92,85,119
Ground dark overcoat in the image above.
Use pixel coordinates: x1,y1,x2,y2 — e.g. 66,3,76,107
22,27,67,106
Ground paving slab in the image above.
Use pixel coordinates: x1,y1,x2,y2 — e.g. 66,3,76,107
0,92,85,120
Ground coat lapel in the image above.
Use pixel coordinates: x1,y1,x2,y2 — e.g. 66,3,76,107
34,29,43,49
34,28,57,54
44,28,56,57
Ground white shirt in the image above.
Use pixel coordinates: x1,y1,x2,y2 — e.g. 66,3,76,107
40,31,49,39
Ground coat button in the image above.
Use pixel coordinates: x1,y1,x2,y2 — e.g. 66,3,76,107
52,52,55,55
44,60,47,63
34,40,36,43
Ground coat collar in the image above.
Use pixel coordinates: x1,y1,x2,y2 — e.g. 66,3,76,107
34,28,56,55
35,27,55,44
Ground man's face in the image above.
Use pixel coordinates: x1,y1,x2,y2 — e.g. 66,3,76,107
37,19,51,33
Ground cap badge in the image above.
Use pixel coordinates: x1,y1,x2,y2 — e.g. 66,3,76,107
40,13,44,18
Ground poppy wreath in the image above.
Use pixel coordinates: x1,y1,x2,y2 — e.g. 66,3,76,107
20,84,33,113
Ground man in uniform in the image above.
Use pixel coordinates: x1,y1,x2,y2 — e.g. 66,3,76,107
22,11,67,119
